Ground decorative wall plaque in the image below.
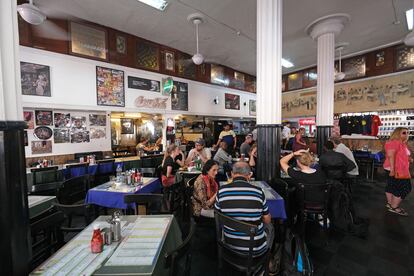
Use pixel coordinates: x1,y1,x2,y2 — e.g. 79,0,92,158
233,72,245,90
136,40,159,71
164,51,175,72
116,35,127,54
211,64,227,86
287,72,303,90
375,51,385,67
343,56,366,79
395,45,414,71
70,21,107,60
177,53,195,79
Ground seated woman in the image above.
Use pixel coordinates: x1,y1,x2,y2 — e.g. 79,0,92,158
192,160,219,218
248,144,257,176
280,149,326,185
161,144,185,187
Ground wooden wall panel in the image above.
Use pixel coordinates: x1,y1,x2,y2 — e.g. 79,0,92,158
31,19,68,54
17,16,32,47
108,29,133,68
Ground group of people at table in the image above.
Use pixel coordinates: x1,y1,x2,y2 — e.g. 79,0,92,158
156,124,412,270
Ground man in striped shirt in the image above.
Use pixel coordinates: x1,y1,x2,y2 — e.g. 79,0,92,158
215,162,273,256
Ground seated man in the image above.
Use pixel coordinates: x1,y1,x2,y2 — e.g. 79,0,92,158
239,133,253,157
215,162,273,257
213,141,233,175
185,138,211,165
319,140,356,180
330,137,359,176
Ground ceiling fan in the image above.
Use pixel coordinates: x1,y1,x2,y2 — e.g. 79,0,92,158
187,13,205,65
334,43,348,81
17,0,69,41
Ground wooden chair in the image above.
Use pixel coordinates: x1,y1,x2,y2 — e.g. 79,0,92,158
164,218,196,276
214,211,270,276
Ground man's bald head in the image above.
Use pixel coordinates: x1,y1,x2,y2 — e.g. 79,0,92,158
232,161,252,180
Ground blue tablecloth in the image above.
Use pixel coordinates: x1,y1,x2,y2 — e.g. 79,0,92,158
85,177,161,209
64,161,124,178
353,151,384,163
219,181,287,220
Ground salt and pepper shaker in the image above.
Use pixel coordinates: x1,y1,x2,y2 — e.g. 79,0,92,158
107,211,122,242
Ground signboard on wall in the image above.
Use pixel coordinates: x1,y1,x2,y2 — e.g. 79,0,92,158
128,76,160,92
171,81,188,111
134,96,168,109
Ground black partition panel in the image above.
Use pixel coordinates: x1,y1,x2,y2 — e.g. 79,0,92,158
0,121,30,275
256,124,282,183
316,125,332,155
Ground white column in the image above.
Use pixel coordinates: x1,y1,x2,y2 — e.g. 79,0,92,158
305,14,350,126
256,0,282,125
0,0,23,121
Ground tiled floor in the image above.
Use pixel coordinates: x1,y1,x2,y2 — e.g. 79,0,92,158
190,178,414,276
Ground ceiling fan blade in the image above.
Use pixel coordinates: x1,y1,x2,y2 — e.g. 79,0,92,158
31,19,69,41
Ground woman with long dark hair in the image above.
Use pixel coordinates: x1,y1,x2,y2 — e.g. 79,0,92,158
384,127,412,216
161,144,184,187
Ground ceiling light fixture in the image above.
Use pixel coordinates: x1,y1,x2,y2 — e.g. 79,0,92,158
137,0,169,11
405,1,414,46
17,0,46,25
281,58,294,68
406,9,413,30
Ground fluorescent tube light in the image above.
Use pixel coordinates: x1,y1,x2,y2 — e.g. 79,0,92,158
406,9,413,31
137,0,168,11
282,58,294,68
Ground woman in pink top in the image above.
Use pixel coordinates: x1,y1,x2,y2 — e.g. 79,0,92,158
383,127,412,216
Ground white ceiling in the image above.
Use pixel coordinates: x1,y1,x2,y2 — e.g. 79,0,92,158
34,0,413,75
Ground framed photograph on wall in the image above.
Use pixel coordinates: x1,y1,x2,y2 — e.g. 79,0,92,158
20,62,51,96
96,66,125,107
249,100,256,116
225,93,240,110
121,118,134,134
23,111,34,129
164,51,175,72
31,141,52,154
116,35,127,54
35,110,53,126
69,21,108,60
171,81,189,111
136,40,159,71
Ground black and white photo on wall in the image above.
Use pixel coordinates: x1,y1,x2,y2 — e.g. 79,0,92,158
116,35,127,54
34,126,53,140
71,116,87,130
164,51,175,72
171,81,188,111
90,128,106,139
35,110,53,126
121,118,135,134
128,76,160,92
31,140,52,154
89,114,107,126
225,93,240,110
71,130,90,143
54,129,70,144
20,62,51,96
54,113,71,128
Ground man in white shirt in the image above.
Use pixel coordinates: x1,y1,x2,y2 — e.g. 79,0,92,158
186,138,211,165
282,122,291,149
331,137,359,176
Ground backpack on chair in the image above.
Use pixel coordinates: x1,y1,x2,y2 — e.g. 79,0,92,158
328,180,369,239
281,232,314,276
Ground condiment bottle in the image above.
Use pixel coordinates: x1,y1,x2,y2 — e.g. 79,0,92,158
91,224,103,253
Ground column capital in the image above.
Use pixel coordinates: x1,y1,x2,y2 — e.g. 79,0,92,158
305,13,350,40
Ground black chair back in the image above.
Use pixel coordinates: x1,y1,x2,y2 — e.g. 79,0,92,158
214,210,269,275
321,165,347,180
52,202,94,233
296,183,330,212
124,194,169,215
30,211,65,270
31,166,59,185
164,218,196,276
140,167,156,177
56,175,90,205
141,157,155,168
66,163,89,178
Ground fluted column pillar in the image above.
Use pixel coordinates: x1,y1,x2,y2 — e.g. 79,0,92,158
256,0,283,182
305,14,350,154
0,0,30,274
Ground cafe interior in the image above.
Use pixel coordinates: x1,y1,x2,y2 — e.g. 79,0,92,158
1,0,414,275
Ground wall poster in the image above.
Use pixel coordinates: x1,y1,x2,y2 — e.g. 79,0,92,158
89,114,107,126
54,129,70,144
96,66,125,107
20,62,51,96
171,81,188,111
31,141,52,154
225,93,240,110
54,113,71,128
35,110,53,126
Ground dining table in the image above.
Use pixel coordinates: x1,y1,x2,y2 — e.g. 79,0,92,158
219,180,287,220
30,214,182,276
85,177,162,209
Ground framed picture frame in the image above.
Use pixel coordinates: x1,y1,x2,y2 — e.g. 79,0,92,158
69,21,108,61
116,35,127,55
164,51,175,72
20,62,51,97
96,66,125,107
136,39,159,71
225,93,240,110
121,118,135,134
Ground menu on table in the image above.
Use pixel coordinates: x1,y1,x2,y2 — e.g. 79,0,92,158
31,221,127,276
104,216,171,267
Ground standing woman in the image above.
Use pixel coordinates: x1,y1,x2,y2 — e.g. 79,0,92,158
384,127,412,216
292,127,308,152
161,144,185,187
192,160,219,218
